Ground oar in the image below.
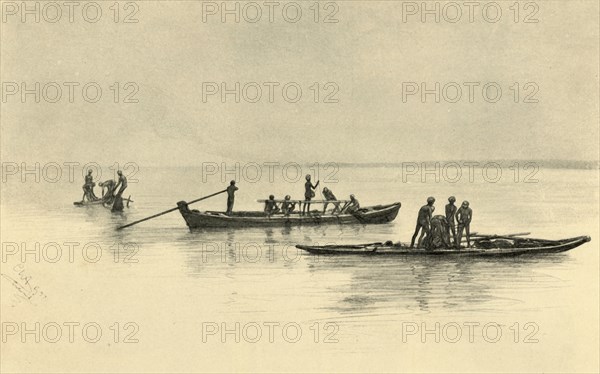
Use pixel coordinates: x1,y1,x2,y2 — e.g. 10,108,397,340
116,189,227,230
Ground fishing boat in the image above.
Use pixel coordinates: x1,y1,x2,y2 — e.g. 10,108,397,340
296,235,591,257
176,200,401,229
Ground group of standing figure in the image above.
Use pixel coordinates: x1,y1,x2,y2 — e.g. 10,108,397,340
410,196,473,249
81,169,128,204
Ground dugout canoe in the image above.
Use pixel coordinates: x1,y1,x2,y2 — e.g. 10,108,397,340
73,196,133,208
73,199,108,207
176,201,401,229
295,236,591,257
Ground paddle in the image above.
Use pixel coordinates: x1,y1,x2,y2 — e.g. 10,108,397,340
116,189,227,230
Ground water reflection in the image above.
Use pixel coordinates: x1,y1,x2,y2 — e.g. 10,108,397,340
172,224,577,318
1,167,595,334
304,253,573,316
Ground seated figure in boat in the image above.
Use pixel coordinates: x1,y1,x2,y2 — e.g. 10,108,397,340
264,195,280,216
424,215,452,249
281,195,296,216
98,179,116,203
456,201,473,248
341,194,360,214
81,169,99,202
322,187,341,214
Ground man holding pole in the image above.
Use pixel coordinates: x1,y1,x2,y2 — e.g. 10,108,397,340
226,180,238,215
117,188,228,230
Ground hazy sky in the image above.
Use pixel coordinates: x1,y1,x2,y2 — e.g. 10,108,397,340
1,1,598,166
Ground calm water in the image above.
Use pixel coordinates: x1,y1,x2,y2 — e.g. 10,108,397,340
1,166,598,373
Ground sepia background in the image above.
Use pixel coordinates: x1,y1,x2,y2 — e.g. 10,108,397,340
1,0,599,373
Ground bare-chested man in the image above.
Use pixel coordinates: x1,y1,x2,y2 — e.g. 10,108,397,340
322,187,340,214
281,195,296,216
114,170,128,198
99,179,116,202
410,196,436,248
302,175,319,216
264,195,280,216
445,196,458,246
341,194,360,214
81,169,98,202
456,201,473,248
226,180,238,215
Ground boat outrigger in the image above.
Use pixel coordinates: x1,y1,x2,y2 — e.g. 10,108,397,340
296,235,591,257
176,200,401,229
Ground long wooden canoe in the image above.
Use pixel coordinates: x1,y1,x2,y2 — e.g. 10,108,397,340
73,196,133,208
176,201,401,229
296,236,591,257
73,199,107,207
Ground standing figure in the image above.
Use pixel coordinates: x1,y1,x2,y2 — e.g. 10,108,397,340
445,196,458,246
410,196,436,248
114,170,128,198
302,175,319,216
455,201,473,248
226,180,238,215
81,169,98,202
322,187,340,214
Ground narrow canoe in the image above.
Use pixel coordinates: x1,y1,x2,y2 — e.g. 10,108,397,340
73,199,108,207
296,236,591,257
73,196,133,208
176,201,401,229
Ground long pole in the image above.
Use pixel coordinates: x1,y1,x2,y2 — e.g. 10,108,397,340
116,189,227,230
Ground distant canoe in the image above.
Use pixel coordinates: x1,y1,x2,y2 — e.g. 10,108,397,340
73,196,133,208
176,201,401,229
296,236,591,257
73,199,108,207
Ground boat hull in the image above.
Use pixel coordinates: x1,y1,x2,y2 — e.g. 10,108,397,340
177,201,401,229
73,200,108,207
296,236,591,257
73,196,133,209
